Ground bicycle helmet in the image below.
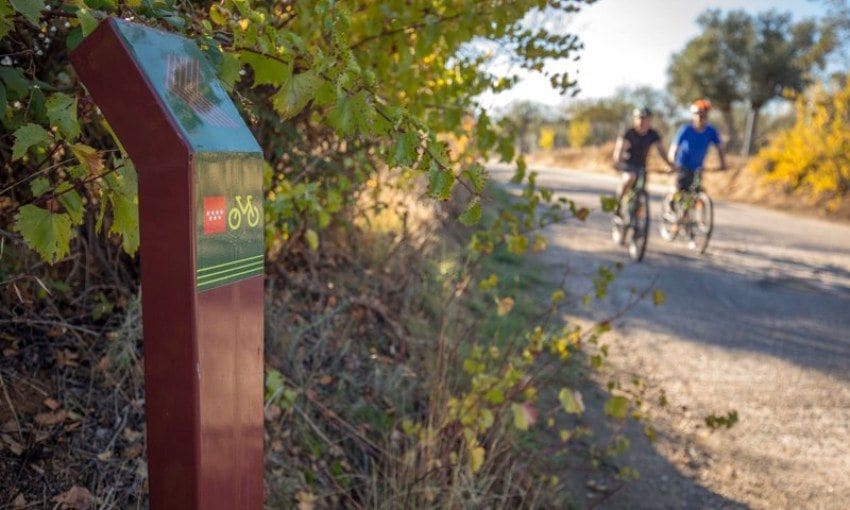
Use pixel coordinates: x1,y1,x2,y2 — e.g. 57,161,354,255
633,106,652,118
690,99,712,114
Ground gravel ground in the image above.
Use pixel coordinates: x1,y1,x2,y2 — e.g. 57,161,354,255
493,165,850,509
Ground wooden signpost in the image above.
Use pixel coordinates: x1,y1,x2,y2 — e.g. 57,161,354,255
70,18,264,508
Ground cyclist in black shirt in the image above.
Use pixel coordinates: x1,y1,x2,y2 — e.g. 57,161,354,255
612,107,675,215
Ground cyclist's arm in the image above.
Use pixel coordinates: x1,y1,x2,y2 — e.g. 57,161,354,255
667,142,679,167
654,141,675,171
668,126,686,168
713,129,728,171
613,135,630,163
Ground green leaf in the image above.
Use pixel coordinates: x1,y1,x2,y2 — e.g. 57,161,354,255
349,91,379,135
462,163,487,194
209,4,228,25
427,163,454,200
217,52,241,90
511,157,527,184
0,67,29,98
239,52,292,86
511,403,531,431
12,123,52,160
604,395,629,420
0,83,6,115
84,0,117,10
66,27,83,51
77,7,99,36
484,388,504,405
391,131,419,167
506,234,528,255
313,80,335,107
264,368,284,402
105,163,139,255
328,92,356,136
271,70,320,120
0,1,13,39
478,273,498,291
29,177,51,197
558,388,584,415
57,183,84,225
10,0,44,26
14,205,74,264
458,198,481,226
600,195,618,213
46,93,80,140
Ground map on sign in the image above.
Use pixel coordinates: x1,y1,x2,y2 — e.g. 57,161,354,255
165,54,237,128
111,19,264,291
111,18,259,152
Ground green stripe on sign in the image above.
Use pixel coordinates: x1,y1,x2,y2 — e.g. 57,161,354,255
197,259,263,280
197,254,263,274
197,265,263,289
197,261,263,285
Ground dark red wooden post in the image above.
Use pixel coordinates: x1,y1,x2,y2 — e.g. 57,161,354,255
70,18,264,509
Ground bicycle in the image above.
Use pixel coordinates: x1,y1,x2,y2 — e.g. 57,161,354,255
227,195,261,230
611,163,650,262
659,169,714,254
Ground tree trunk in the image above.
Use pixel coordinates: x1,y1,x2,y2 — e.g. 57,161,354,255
742,104,761,157
720,106,739,150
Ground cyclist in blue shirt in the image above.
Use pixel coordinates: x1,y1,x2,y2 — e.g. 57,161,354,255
668,99,727,193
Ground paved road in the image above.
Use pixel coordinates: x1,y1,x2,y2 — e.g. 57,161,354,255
492,164,850,509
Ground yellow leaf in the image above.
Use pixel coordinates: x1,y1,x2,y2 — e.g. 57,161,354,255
469,445,485,473
496,296,514,316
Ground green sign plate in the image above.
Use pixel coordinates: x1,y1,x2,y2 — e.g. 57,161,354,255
195,153,264,292
112,18,261,154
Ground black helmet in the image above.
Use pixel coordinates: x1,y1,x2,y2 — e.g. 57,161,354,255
633,107,652,118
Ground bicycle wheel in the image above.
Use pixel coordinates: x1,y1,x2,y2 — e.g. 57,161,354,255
611,197,627,246
690,192,713,254
627,190,649,261
659,193,677,241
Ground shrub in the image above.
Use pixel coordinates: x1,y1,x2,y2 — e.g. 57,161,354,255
750,79,850,209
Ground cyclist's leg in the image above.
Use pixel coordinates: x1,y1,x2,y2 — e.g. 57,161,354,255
678,170,694,194
615,163,638,215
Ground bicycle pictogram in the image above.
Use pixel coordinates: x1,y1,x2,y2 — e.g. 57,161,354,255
227,195,261,230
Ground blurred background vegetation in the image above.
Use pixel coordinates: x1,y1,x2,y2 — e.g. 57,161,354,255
501,3,850,214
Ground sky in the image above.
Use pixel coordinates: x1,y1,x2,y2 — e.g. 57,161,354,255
478,0,830,110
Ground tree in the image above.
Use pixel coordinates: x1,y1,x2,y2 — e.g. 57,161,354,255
567,118,591,148
740,11,836,154
668,9,836,154
0,0,591,263
667,9,751,149
502,100,545,154
613,85,678,136
563,96,632,144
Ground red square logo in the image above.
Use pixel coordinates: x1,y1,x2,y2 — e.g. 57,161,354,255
203,196,226,235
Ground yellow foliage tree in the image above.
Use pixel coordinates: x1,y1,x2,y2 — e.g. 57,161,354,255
750,79,850,209
567,118,592,148
538,127,555,150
